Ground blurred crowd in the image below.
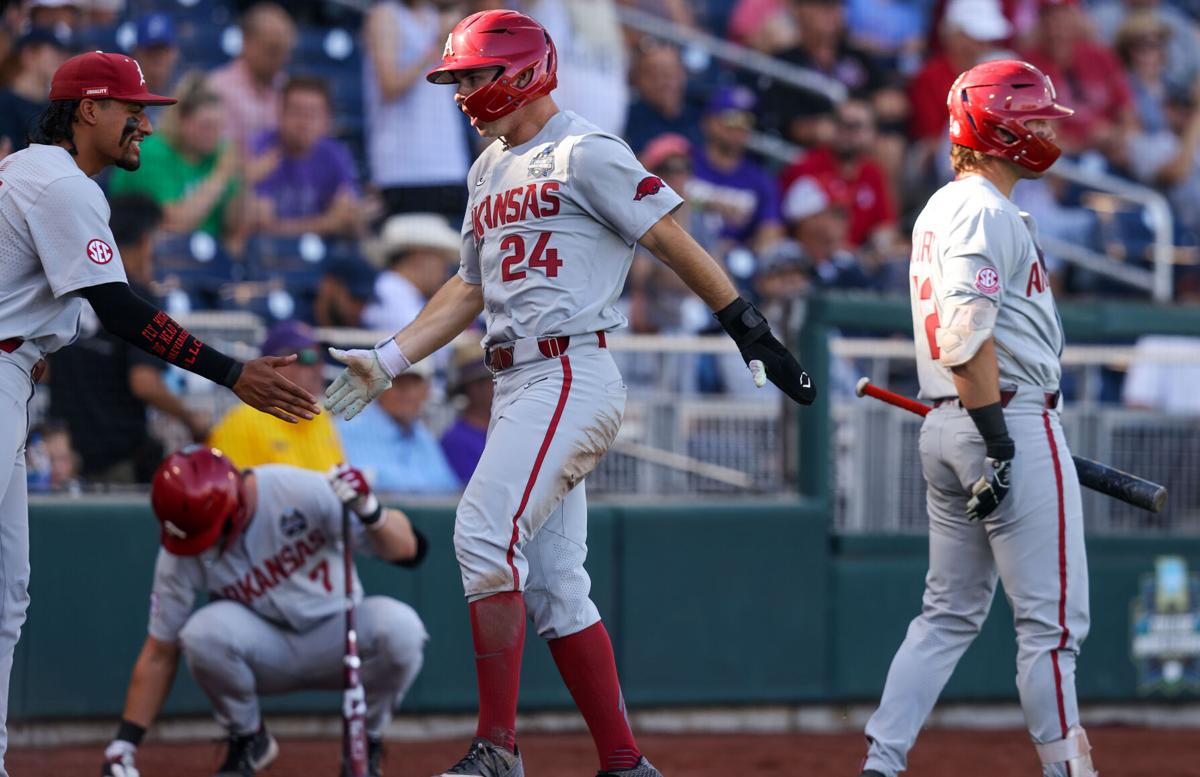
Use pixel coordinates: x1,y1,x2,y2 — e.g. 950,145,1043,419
4,0,1200,491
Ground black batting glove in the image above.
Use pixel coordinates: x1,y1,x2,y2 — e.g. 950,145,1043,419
967,456,1012,520
965,402,1015,521
715,297,816,405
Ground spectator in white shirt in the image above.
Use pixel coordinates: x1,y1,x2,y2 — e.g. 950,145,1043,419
361,213,460,334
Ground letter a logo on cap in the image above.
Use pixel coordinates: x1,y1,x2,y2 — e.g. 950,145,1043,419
131,57,146,86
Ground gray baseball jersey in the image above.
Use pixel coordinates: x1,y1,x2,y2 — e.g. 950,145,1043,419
909,175,1063,400
864,174,1090,777
0,144,127,356
451,110,676,639
458,110,682,347
0,143,127,777
149,465,372,641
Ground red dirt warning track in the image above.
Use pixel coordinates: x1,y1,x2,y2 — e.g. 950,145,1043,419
8,727,1193,776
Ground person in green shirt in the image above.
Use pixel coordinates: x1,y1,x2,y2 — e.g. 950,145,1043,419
108,71,278,240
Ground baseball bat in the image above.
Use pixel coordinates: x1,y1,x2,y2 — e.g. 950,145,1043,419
854,377,1168,513
341,507,369,777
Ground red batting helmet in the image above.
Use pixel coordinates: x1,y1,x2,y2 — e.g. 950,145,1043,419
150,447,248,556
426,10,557,123
947,59,1074,173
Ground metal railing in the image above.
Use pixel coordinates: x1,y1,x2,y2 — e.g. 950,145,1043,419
616,8,1177,301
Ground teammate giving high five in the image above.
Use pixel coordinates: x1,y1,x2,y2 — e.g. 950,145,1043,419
323,10,815,777
0,52,320,777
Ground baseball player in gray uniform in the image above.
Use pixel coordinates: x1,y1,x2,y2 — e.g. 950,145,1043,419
323,10,815,777
859,61,1096,777
0,52,320,776
99,447,428,777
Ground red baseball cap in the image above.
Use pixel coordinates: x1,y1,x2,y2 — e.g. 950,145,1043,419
49,51,176,104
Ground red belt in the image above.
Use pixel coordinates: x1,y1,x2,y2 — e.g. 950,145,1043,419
486,331,607,373
933,390,1060,410
0,337,46,383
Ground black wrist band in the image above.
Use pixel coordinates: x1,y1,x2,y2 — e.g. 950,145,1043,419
116,718,146,746
967,402,1015,460
360,499,384,526
715,297,769,349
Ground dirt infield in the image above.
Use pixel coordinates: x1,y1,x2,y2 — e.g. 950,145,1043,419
8,726,1195,777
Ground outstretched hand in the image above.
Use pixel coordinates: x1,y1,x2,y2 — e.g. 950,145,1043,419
324,347,394,421
232,354,321,423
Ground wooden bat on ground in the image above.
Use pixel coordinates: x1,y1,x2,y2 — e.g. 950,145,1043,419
342,507,369,777
854,377,1168,513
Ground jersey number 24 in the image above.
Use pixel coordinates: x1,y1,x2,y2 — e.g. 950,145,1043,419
501,232,562,282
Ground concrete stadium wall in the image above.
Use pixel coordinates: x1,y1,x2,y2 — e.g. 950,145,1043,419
12,500,1199,722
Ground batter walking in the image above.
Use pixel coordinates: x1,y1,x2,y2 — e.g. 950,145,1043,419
0,52,320,776
100,449,428,777
324,11,815,777
859,60,1096,777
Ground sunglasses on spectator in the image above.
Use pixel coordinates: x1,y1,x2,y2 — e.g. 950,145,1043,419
296,348,320,365
838,117,870,131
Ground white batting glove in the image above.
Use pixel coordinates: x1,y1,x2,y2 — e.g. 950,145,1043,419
748,359,767,388
102,740,140,777
325,348,392,420
328,463,382,522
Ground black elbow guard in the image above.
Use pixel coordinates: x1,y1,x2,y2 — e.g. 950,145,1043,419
393,526,429,569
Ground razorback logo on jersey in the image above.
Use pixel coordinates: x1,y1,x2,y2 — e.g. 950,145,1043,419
634,176,664,201
472,180,561,238
87,239,113,264
217,527,327,605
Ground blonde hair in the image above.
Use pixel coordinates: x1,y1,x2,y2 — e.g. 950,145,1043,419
950,144,992,175
155,70,222,148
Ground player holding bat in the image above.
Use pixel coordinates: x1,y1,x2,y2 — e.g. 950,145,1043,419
99,448,428,777
857,60,1099,777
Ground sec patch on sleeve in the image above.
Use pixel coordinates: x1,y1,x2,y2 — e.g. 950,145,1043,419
86,238,114,265
634,176,664,201
974,266,1000,295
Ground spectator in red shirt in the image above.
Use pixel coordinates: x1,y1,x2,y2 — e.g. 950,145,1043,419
908,0,1012,144
779,99,897,251
1020,0,1138,156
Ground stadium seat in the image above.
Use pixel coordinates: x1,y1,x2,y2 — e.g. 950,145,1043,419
154,231,240,309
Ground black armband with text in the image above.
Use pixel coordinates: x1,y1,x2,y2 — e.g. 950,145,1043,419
81,283,243,388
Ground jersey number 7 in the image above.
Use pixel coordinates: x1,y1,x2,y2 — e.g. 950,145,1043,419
501,231,562,282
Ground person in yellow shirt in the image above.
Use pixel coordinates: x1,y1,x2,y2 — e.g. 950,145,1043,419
209,320,344,470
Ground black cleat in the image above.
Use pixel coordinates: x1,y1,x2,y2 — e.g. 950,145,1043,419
214,726,278,776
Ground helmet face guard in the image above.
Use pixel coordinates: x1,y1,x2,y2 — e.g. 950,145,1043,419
151,447,248,557
947,59,1074,173
426,10,557,123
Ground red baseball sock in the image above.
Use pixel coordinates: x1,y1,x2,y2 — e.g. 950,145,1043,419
548,621,641,772
470,592,526,753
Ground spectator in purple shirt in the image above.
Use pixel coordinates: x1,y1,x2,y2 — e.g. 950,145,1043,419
687,86,785,254
439,335,493,485
248,74,363,237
